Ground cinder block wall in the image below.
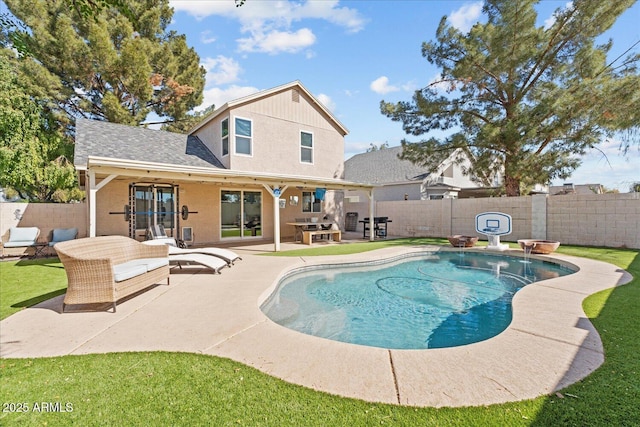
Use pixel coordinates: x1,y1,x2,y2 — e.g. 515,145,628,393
375,193,639,249
0,202,87,255
2,192,638,249
546,193,639,248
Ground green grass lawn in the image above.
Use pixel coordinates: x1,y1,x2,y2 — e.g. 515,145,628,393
221,228,262,238
1,241,638,426
0,258,68,320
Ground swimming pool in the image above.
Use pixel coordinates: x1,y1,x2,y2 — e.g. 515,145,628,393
261,251,576,349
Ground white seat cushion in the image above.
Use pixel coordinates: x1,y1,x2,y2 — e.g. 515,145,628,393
8,227,39,243
113,262,148,282
137,257,170,271
49,228,78,246
4,240,38,248
142,238,178,247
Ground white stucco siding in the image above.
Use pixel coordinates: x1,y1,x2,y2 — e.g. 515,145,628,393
424,156,481,190
194,88,345,178
193,115,231,168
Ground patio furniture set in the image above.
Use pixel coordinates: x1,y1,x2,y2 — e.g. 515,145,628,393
1,226,78,259
54,225,244,312
287,218,341,245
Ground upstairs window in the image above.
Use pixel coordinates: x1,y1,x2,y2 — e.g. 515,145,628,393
235,117,252,155
300,131,313,163
221,118,229,156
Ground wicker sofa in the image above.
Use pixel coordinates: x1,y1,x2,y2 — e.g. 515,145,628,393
54,235,170,313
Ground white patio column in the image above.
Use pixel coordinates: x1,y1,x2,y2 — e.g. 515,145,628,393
89,170,97,237
88,171,117,238
262,184,288,252
368,189,375,242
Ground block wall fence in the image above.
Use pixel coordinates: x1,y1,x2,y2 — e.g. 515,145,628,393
1,192,639,250
345,193,640,249
1,203,87,246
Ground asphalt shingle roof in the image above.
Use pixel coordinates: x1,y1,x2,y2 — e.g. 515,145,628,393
343,146,432,184
74,118,225,169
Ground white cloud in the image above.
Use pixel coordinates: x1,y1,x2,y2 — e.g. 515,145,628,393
400,81,418,92
169,1,236,20
448,1,483,33
238,28,316,54
344,140,376,159
201,55,242,85
293,0,366,34
171,0,366,32
200,30,216,44
316,93,336,111
552,138,640,191
370,76,399,95
543,2,573,29
196,85,261,112
170,0,366,54
344,140,399,160
427,73,451,92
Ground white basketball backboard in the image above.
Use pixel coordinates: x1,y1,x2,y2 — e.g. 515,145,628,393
475,212,512,236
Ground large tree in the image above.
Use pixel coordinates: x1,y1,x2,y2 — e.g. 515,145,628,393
4,0,205,126
0,52,79,202
381,0,639,196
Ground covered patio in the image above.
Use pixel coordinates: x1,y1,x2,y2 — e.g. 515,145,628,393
83,156,377,251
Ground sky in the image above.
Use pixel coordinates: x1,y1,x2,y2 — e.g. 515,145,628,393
48,1,640,190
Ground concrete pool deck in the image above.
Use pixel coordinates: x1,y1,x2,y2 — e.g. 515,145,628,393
0,244,633,407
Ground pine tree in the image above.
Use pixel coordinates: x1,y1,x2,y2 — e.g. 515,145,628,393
4,0,205,126
381,0,639,196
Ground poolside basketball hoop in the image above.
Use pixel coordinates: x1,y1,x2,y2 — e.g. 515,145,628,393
475,212,512,251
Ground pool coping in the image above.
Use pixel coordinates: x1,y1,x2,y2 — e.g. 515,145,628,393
0,245,633,408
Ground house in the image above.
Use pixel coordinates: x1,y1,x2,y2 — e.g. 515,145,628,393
549,183,604,195
343,146,494,201
73,81,375,251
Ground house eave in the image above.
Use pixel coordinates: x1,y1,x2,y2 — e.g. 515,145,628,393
188,81,349,136
85,156,375,191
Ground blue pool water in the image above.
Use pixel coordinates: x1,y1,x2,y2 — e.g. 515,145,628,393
261,251,576,349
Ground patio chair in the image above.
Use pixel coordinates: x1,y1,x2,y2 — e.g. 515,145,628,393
292,218,309,242
1,227,41,258
319,215,333,240
148,224,185,246
145,225,242,266
167,252,228,274
48,227,78,247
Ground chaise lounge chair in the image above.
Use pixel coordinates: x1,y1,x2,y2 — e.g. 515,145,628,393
167,252,228,274
145,225,242,266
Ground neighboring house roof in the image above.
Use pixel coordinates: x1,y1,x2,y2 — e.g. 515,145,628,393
343,146,431,184
549,183,604,195
189,80,349,136
74,118,225,170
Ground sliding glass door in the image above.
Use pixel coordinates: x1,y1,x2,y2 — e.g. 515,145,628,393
131,184,176,238
221,190,262,239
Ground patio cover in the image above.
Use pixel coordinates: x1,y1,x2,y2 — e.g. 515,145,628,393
83,156,377,251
